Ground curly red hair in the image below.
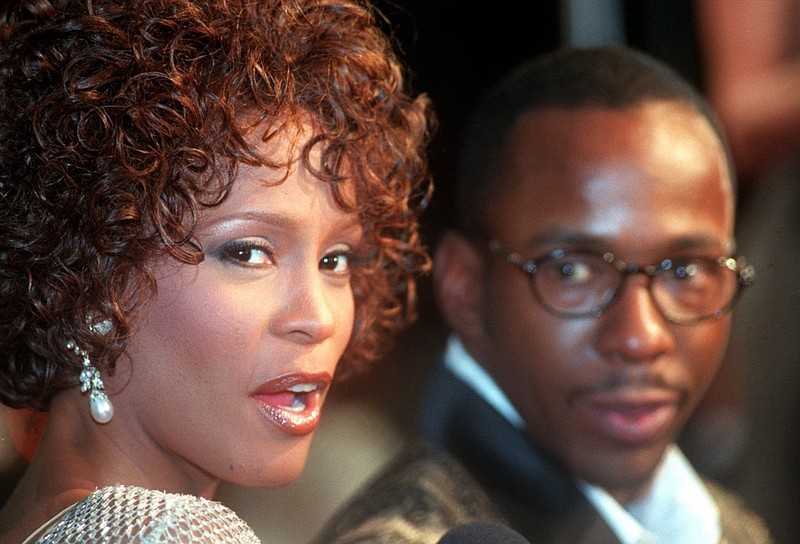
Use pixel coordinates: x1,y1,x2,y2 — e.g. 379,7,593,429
0,0,434,411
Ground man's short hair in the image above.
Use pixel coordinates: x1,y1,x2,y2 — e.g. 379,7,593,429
456,46,733,235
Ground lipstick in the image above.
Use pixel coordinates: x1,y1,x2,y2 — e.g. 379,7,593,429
252,372,331,436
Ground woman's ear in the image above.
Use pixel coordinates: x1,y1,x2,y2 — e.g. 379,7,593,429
433,231,486,344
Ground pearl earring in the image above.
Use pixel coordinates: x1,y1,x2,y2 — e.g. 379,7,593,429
68,317,114,424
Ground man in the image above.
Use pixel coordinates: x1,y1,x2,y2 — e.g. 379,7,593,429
313,46,771,543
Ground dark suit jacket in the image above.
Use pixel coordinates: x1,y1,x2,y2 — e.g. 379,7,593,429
417,358,620,543
312,358,772,543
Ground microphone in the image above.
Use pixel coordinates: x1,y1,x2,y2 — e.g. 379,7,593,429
436,521,531,543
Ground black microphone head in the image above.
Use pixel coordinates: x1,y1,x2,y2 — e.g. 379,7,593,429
436,521,531,543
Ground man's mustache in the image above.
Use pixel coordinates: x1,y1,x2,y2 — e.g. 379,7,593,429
570,370,685,399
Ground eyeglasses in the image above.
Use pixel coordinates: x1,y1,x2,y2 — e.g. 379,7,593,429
488,239,755,325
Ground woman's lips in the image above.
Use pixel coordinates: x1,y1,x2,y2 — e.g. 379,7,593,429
252,372,332,436
574,388,681,445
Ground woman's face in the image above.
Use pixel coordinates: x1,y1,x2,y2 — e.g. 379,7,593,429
113,130,360,491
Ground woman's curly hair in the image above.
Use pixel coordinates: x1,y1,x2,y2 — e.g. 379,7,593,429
0,0,434,411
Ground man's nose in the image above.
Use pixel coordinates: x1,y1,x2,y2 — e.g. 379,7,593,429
594,274,675,363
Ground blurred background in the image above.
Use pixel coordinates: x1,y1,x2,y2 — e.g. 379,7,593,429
3,1,799,542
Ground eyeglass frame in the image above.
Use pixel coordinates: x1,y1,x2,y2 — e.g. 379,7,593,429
487,239,756,325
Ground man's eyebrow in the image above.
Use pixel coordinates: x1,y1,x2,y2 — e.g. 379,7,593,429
521,228,731,254
521,229,610,251
666,235,734,253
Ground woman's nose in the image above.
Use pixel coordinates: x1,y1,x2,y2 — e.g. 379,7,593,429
270,271,337,344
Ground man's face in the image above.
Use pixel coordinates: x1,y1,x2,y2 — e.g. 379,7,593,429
471,102,735,502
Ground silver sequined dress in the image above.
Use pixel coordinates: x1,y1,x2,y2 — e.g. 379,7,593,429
25,485,262,543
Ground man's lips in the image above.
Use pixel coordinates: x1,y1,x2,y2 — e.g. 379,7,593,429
574,387,682,445
253,372,332,436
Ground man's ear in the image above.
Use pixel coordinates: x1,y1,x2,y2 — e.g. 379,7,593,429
433,231,486,343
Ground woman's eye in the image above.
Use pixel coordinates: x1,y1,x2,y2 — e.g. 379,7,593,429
320,251,352,274
219,240,274,267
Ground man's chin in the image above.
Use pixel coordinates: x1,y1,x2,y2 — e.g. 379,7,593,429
571,443,671,503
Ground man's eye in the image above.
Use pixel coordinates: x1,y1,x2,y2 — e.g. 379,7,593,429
668,261,719,291
220,242,273,267
557,260,594,284
673,262,702,280
320,252,351,274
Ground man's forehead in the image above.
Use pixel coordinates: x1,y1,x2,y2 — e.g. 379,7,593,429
485,101,735,252
506,102,730,183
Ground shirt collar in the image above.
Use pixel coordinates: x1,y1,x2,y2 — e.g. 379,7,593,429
579,445,720,544
442,334,525,429
442,334,721,544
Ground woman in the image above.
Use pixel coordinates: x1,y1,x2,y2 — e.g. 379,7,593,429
0,0,433,542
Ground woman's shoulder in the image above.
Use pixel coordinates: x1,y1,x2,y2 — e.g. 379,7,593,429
33,485,261,543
